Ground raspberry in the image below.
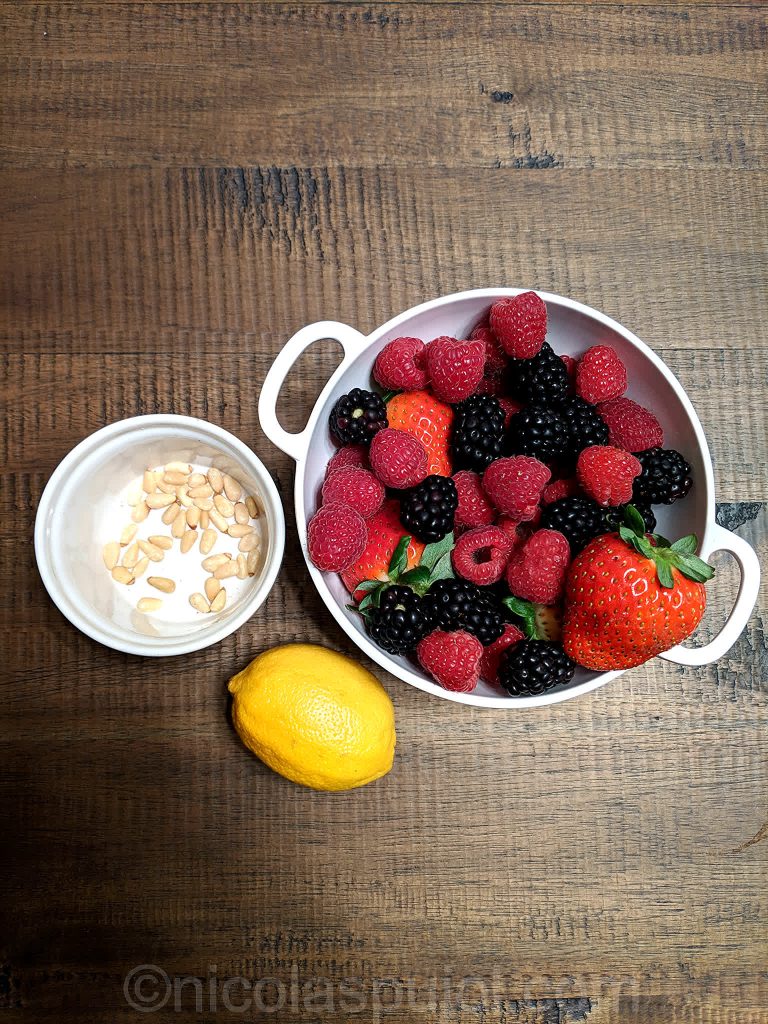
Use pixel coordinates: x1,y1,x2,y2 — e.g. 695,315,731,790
453,470,496,529
542,478,580,505
373,336,428,391
561,354,577,385
575,345,627,404
474,375,504,396
505,528,571,605
480,623,525,685
497,396,522,428
577,445,642,506
489,292,547,359
425,336,486,403
470,325,507,375
416,629,483,692
369,428,429,489
307,502,367,572
597,397,664,452
321,467,385,520
482,456,550,521
325,445,369,478
496,516,529,553
451,526,514,586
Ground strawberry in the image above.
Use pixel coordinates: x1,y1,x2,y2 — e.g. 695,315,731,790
562,506,714,670
386,390,454,477
340,499,424,598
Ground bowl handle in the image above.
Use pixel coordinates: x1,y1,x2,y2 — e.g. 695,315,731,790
258,321,366,462
658,524,761,666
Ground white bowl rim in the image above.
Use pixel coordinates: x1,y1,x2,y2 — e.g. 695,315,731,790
259,288,757,708
34,413,286,657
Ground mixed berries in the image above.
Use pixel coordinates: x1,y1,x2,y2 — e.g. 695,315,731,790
309,291,711,698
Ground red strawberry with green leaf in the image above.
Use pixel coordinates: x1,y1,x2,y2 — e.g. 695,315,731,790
562,506,714,670
386,390,454,477
341,500,424,598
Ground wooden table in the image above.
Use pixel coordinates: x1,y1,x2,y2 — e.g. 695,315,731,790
1,2,766,1021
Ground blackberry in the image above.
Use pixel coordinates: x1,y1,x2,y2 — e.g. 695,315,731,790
508,342,569,405
365,586,431,655
632,448,693,505
540,496,606,554
423,578,505,646
603,502,656,535
498,641,576,696
451,395,506,471
329,388,388,446
558,396,609,456
507,405,570,462
399,474,458,544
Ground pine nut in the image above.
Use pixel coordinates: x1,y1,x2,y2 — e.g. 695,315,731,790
234,502,249,524
188,483,213,499
148,576,175,593
207,467,224,494
189,593,210,613
142,470,158,493
194,497,214,511
131,501,150,523
214,560,237,580
214,494,234,518
223,475,241,502
146,492,175,509
228,523,252,538
166,461,192,474
236,554,247,579
202,553,230,572
149,535,173,550
137,597,163,613
138,539,164,562
204,577,221,602
245,495,259,519
238,532,259,553
112,566,134,585
162,502,180,525
177,485,194,508
186,507,201,529
246,549,259,576
210,588,227,613
172,512,187,538
180,529,197,554
120,523,138,546
199,510,210,529
209,509,229,533
122,541,140,568
199,529,217,555
127,481,143,506
188,472,206,488
156,479,178,495
163,470,188,486
102,542,120,570
134,556,150,578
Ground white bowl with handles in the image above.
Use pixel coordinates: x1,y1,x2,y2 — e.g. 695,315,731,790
258,289,760,707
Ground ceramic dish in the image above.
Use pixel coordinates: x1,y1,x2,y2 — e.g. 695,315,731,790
259,289,760,707
35,414,285,656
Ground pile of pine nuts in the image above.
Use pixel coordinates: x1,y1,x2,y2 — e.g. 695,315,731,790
101,461,262,615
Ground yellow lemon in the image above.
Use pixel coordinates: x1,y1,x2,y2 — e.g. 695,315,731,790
228,644,396,791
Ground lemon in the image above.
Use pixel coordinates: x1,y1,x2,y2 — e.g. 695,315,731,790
228,644,396,791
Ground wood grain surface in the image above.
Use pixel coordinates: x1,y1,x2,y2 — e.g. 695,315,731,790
1,3,766,1022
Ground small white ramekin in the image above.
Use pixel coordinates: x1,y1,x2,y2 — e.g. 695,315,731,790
34,414,285,656
259,288,760,708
